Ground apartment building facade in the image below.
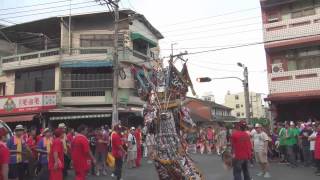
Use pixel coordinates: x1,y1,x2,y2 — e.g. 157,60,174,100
260,0,320,121
224,91,266,119
0,10,163,128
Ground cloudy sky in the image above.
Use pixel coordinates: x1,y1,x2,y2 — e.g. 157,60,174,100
0,0,267,104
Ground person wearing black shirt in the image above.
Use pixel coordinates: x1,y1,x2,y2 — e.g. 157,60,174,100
300,125,313,167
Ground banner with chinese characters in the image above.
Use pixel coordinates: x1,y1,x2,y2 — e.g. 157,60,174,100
0,92,56,114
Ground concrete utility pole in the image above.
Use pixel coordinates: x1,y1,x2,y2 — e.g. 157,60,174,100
243,66,250,123
197,63,250,123
96,0,120,128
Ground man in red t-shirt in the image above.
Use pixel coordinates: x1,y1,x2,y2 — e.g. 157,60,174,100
231,120,252,180
112,125,126,180
49,128,65,180
71,125,96,180
0,127,9,180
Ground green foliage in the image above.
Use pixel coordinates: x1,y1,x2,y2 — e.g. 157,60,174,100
249,118,270,127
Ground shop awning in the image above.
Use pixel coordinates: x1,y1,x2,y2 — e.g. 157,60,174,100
50,114,111,121
131,32,157,48
0,114,35,123
61,60,113,68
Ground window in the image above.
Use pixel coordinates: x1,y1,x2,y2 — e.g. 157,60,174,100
235,95,239,100
80,34,113,47
0,83,5,96
287,46,320,71
241,113,244,116
241,104,243,108
133,39,148,55
291,0,316,18
15,67,55,94
61,67,113,97
236,104,240,109
236,112,240,117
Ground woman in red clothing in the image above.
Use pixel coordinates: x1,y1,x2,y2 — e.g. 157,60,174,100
0,127,9,180
311,124,320,176
48,128,64,180
71,125,96,180
135,127,142,167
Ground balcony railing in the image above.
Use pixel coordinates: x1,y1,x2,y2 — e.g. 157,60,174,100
1,48,60,64
268,67,320,94
263,13,320,43
0,46,155,71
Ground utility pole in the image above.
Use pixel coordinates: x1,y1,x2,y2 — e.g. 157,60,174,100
243,66,250,123
96,0,120,128
112,0,120,128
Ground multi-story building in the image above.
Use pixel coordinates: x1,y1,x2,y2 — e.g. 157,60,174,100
0,10,163,128
224,91,266,119
260,0,320,121
201,92,215,102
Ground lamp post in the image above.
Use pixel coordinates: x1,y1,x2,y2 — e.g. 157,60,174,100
197,63,250,123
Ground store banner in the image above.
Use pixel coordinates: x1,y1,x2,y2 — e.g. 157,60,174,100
0,92,56,114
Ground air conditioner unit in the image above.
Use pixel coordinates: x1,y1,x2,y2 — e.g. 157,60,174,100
272,63,284,73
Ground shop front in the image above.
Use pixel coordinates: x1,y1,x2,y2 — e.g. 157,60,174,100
47,106,144,129
0,92,57,130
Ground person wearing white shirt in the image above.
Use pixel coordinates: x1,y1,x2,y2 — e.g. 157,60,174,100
127,127,137,168
252,124,271,178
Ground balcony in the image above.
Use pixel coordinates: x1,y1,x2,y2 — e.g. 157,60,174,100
268,67,320,94
263,13,320,44
1,48,61,71
0,47,154,71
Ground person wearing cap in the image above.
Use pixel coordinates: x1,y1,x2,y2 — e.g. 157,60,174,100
71,124,96,180
0,127,9,180
231,120,252,180
48,128,64,180
36,128,52,180
252,123,271,178
127,127,137,168
112,125,126,180
7,125,29,180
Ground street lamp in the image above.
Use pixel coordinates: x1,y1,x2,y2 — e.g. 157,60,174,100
197,63,250,123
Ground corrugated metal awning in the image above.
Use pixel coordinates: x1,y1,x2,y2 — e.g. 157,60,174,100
131,32,157,48
61,60,113,68
50,114,111,121
0,114,35,123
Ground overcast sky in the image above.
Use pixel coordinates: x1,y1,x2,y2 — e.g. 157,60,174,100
0,0,268,104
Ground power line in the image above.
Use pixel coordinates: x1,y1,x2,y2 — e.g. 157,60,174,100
161,16,259,33
164,21,261,37
0,1,93,17
0,4,102,20
158,7,260,27
166,28,262,43
0,0,82,11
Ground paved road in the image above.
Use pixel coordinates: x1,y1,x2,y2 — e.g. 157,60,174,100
66,154,319,180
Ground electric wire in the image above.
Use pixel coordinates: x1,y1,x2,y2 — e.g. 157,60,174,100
0,0,83,11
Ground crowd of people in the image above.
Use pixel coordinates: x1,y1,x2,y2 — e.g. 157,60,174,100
0,122,157,180
181,120,320,180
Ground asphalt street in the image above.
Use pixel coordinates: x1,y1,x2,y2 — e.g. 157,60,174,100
66,154,320,180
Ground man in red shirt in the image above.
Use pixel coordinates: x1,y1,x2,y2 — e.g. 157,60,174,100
112,125,126,180
48,128,64,180
71,125,96,180
231,120,252,180
0,127,9,180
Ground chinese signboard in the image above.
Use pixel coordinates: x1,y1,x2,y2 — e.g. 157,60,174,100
0,92,56,115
